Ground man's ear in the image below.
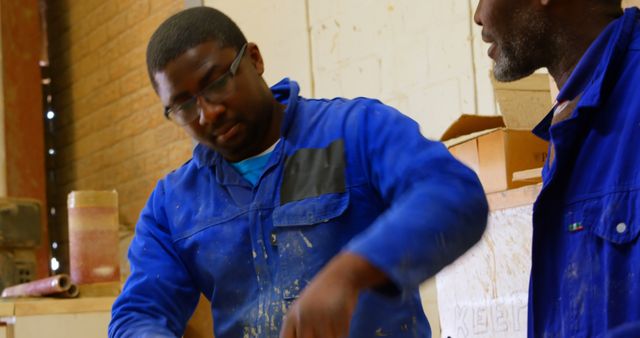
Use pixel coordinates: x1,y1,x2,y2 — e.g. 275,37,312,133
246,42,265,76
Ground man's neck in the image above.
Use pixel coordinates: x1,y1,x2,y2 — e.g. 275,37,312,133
259,101,285,154
548,9,623,90
229,101,285,163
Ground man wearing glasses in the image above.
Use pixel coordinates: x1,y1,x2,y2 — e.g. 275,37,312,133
109,7,488,338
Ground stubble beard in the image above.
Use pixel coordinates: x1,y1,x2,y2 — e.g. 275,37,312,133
493,10,552,82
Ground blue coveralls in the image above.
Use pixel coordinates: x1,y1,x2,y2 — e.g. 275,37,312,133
109,78,488,337
529,8,640,338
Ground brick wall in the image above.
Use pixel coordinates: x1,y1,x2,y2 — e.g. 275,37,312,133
46,0,191,272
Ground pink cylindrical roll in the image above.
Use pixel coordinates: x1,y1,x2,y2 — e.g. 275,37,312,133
1,274,71,298
68,190,120,284
51,283,80,298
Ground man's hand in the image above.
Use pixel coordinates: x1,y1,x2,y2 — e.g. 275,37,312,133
279,252,389,338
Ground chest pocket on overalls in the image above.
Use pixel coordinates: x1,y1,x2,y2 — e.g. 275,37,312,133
272,192,349,300
561,190,640,329
272,139,349,301
588,190,640,322
589,191,640,245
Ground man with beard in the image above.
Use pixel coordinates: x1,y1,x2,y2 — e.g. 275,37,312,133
109,6,489,338
474,0,640,337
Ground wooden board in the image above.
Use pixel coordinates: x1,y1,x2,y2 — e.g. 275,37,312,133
12,312,111,338
0,302,13,317
2,297,115,316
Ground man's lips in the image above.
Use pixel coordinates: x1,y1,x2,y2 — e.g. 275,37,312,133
488,43,497,59
213,123,240,143
213,123,234,137
481,32,497,59
481,30,493,44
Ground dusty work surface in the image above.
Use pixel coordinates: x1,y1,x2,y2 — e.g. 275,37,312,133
0,297,115,316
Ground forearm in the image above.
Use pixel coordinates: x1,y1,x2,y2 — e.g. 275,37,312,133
110,182,200,338
351,102,488,290
318,251,391,293
346,172,488,290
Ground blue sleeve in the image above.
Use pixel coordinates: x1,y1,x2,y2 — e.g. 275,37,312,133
109,180,201,338
607,322,640,338
345,101,488,290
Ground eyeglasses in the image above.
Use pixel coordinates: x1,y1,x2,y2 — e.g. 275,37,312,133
164,43,248,125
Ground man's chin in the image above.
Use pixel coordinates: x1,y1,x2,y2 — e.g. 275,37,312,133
493,61,536,83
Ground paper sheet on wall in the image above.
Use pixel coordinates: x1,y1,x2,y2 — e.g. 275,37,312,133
436,205,533,338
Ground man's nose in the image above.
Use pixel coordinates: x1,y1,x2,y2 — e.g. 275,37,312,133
196,95,225,126
473,0,483,26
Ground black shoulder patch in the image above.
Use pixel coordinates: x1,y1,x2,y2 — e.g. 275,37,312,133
280,139,346,204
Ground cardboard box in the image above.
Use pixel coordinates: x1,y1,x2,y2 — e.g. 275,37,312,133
441,113,548,193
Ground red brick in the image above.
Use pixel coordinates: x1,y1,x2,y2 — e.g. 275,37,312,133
126,0,149,27
106,13,128,40
48,0,194,231
118,68,147,96
108,45,145,81
87,25,108,53
149,0,180,13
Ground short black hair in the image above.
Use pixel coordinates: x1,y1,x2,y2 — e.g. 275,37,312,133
146,7,247,89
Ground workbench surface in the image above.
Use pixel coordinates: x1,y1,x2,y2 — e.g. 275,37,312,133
0,297,115,317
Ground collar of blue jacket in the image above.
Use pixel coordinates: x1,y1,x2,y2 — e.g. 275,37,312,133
533,7,639,141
